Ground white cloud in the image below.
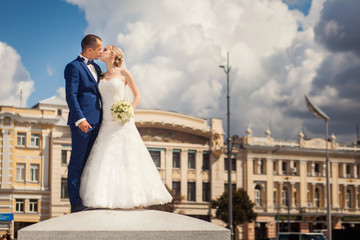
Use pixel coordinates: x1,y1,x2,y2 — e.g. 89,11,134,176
56,87,66,100
46,64,55,76
66,0,333,140
0,42,34,107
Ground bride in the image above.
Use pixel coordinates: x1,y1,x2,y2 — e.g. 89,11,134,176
80,45,172,209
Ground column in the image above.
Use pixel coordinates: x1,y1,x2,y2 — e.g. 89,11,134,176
279,182,283,209
332,163,340,208
311,183,316,207
257,159,262,174
342,163,346,178
354,165,358,178
299,160,307,208
1,129,11,188
266,158,274,209
247,158,254,202
290,160,294,174
311,162,315,177
322,163,326,177
354,185,358,209
343,184,347,209
323,183,327,208
165,148,172,188
180,149,188,200
278,160,282,175
195,150,202,202
291,183,296,207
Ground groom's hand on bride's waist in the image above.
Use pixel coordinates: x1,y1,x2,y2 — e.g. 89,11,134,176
78,120,92,133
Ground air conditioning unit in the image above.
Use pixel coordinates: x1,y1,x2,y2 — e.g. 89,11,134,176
347,174,351,178
290,168,296,173
308,202,312,207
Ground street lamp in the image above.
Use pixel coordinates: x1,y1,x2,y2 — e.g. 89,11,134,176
304,95,332,240
220,52,233,240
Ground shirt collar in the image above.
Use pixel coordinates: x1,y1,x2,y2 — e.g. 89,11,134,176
79,53,91,65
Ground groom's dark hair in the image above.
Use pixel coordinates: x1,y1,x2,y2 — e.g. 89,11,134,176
81,34,102,51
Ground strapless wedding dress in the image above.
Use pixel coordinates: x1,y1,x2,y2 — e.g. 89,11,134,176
80,77,172,208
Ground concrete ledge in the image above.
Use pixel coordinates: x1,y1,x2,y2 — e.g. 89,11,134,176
18,209,230,240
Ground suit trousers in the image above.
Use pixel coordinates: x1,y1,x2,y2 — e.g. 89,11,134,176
67,123,100,207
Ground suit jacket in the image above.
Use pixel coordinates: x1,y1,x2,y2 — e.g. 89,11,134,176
64,56,102,125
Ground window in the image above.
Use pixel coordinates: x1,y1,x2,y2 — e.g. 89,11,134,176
57,109,62,116
346,164,351,177
273,190,277,207
15,199,25,212
282,186,289,207
16,163,25,181
172,150,180,168
282,161,287,175
188,151,195,169
255,185,262,207
187,182,196,201
17,132,26,146
202,152,210,170
202,182,211,202
172,181,181,198
61,178,69,199
29,199,38,212
346,189,352,208
61,150,68,164
315,163,320,176
30,133,40,147
149,150,161,168
315,188,320,208
30,164,39,182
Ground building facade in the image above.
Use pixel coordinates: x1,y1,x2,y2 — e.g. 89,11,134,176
0,105,57,237
240,129,360,240
3,97,360,239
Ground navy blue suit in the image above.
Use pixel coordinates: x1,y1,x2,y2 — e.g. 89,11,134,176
64,56,102,208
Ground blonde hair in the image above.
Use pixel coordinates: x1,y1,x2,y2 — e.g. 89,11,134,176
107,45,124,67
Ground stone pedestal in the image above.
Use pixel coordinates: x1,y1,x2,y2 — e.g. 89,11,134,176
18,209,230,240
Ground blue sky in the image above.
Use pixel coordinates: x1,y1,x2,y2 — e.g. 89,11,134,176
0,0,87,107
1,0,360,143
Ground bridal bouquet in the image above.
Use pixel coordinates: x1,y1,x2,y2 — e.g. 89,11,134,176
110,100,134,123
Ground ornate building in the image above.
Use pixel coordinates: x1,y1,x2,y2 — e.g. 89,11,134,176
238,128,360,240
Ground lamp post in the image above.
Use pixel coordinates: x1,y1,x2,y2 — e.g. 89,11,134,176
304,95,332,240
220,52,233,240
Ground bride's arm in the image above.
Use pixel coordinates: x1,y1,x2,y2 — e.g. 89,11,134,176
122,69,141,109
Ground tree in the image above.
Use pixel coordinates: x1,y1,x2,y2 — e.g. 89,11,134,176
211,188,257,227
146,185,183,212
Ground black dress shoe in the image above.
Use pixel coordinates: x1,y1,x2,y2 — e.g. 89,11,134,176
71,203,89,213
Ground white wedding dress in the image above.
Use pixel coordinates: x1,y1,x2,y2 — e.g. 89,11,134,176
80,77,172,209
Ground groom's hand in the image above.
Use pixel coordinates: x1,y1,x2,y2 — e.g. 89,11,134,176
78,120,92,133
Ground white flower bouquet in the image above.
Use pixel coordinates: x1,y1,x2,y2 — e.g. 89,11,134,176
110,100,134,123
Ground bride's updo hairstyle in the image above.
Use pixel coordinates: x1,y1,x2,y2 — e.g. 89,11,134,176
108,45,124,67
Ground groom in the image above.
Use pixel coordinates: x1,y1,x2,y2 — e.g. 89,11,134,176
64,34,103,213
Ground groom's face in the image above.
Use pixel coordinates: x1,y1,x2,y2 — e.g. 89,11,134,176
89,40,103,60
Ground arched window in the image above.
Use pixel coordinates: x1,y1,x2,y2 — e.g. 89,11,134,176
255,185,262,207
282,186,289,207
315,188,320,208
346,189,352,208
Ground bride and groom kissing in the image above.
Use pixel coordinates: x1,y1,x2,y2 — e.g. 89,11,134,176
64,34,172,213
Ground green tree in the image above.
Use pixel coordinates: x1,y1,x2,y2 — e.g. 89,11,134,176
211,188,257,227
